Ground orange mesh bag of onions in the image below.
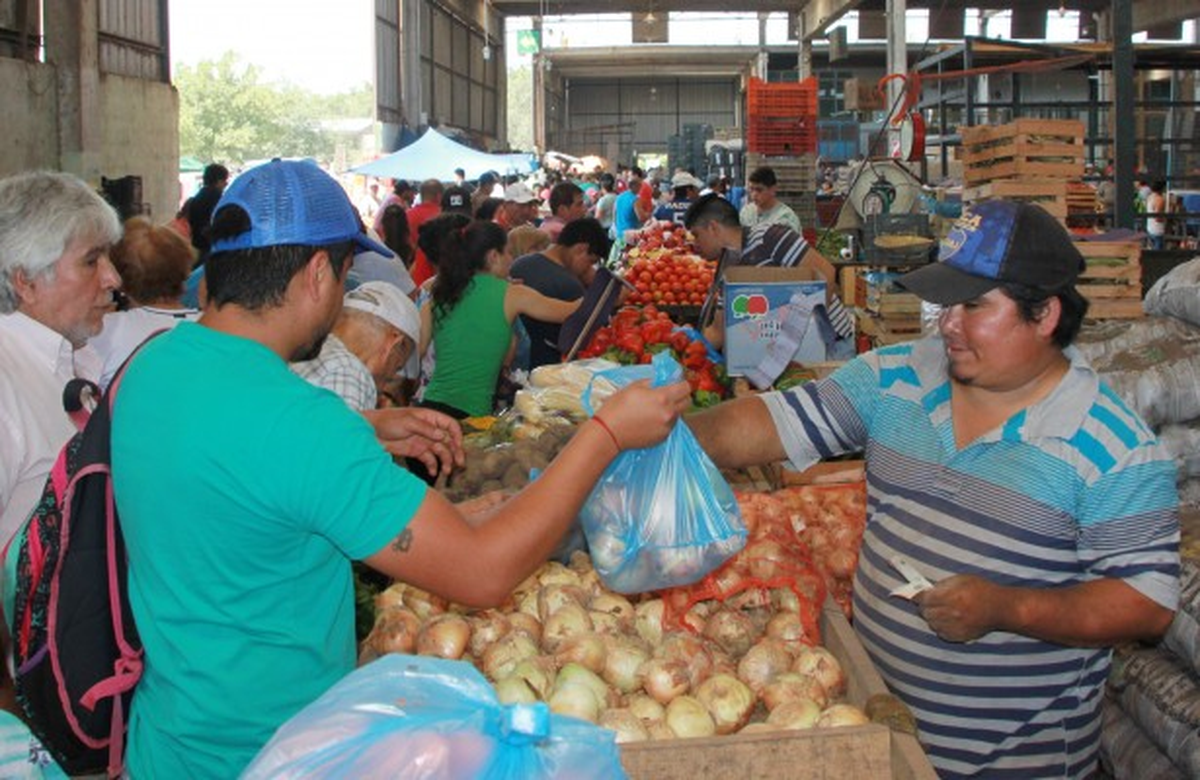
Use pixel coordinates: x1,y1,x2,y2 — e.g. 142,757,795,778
659,491,827,648
773,483,867,619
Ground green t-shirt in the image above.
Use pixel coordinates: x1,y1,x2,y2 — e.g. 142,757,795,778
423,274,513,417
111,322,426,778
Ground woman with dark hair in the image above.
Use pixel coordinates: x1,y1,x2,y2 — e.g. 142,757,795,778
418,221,580,419
379,204,415,269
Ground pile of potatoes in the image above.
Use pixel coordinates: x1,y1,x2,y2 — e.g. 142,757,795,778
443,423,578,501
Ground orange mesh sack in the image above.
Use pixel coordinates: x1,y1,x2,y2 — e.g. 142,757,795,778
773,483,867,619
660,491,827,647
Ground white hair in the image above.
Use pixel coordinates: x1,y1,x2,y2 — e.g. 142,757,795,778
0,171,122,313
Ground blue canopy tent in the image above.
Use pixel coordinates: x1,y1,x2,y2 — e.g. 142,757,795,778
351,128,535,181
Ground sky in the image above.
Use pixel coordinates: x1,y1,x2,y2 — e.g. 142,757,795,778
169,0,374,94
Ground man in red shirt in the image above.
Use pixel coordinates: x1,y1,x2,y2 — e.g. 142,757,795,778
406,179,444,286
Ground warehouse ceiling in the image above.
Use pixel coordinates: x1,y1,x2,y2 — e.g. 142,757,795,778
489,0,1193,37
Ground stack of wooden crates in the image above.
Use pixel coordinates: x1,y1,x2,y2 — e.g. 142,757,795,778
959,118,1142,320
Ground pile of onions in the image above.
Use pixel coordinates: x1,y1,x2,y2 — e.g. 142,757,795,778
773,485,868,619
362,534,870,743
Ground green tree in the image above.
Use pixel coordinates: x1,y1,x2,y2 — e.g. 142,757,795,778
176,52,366,167
507,64,534,151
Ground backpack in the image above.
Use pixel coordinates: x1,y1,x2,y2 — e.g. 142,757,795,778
5,339,157,777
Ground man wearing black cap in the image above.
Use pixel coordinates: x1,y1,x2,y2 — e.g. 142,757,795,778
686,200,1180,778
108,160,689,778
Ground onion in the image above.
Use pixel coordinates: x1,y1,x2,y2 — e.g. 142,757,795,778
680,604,708,634
467,611,512,658
665,695,716,739
765,612,811,653
702,609,759,659
537,561,582,588
554,632,607,674
481,631,539,681
589,610,623,636
511,657,556,700
374,583,408,611
507,612,542,642
772,587,802,614
548,682,601,723
556,662,614,709
647,720,676,741
516,589,541,619
416,614,471,660
766,698,821,729
541,603,593,652
403,588,448,620
494,675,538,705
744,539,789,581
640,658,690,704
817,703,870,728
599,708,650,743
792,646,847,699
826,548,857,579
626,693,666,723
739,722,778,735
538,584,588,622
634,599,666,647
762,672,830,711
658,633,714,689
371,607,421,655
568,550,594,575
736,638,793,693
694,673,756,735
589,592,635,628
726,587,771,611
602,637,651,694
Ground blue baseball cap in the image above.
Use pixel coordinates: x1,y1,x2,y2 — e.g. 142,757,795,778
210,159,392,257
898,200,1085,306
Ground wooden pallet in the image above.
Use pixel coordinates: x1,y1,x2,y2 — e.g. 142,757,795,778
962,180,1068,217
1075,241,1143,320
856,311,923,346
960,119,1084,186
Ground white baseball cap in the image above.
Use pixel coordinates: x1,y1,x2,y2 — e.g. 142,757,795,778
671,171,704,190
343,281,420,344
504,182,540,204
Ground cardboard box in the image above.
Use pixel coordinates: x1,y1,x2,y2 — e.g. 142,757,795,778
620,602,938,780
723,265,828,387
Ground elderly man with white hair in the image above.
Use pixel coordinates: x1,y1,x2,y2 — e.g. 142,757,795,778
0,171,122,547
293,281,421,411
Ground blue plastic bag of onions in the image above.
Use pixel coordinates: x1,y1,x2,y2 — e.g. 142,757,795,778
242,654,627,779
579,352,747,594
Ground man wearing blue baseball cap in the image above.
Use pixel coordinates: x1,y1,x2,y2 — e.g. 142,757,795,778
109,159,691,777
686,200,1180,778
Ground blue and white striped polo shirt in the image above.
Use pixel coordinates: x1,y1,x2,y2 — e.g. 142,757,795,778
762,335,1180,779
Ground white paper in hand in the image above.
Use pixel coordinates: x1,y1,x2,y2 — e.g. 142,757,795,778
889,555,934,600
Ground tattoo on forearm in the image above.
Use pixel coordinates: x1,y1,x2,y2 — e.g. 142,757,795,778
391,528,413,553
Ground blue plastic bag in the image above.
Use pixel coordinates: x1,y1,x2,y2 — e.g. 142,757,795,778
579,352,747,594
242,654,627,780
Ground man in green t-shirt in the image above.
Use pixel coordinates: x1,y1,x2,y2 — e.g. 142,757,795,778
111,160,690,778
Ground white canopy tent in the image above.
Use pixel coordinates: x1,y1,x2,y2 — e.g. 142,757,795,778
351,128,535,181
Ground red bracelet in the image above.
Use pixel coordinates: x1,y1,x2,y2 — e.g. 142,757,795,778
591,415,621,454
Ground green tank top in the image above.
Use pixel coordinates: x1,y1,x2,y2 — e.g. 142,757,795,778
424,274,512,417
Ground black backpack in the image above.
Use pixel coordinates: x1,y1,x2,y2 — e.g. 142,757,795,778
5,340,156,777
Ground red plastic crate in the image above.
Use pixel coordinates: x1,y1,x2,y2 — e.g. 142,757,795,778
747,77,819,119
746,116,819,154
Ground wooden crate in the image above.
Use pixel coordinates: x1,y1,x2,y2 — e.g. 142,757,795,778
960,119,1084,186
961,180,1068,218
856,311,923,346
1075,241,1143,320
621,603,938,780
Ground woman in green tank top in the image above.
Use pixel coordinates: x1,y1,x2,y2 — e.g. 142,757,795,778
419,221,581,418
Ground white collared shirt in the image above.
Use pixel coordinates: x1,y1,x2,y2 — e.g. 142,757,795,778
0,312,83,547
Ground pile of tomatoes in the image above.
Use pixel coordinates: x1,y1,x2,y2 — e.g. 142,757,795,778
577,305,729,408
622,222,716,308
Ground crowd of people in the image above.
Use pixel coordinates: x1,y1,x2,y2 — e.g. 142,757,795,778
0,151,1181,779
